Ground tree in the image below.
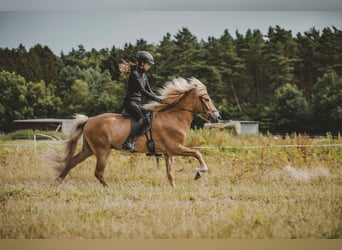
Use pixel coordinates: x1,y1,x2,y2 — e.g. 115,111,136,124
295,28,321,93
318,27,342,74
272,83,310,133
85,67,125,115
172,28,202,78
101,46,121,81
0,45,27,80
312,70,342,133
54,65,84,99
264,26,299,91
235,29,266,100
155,33,178,83
92,80,125,115
26,80,62,118
204,30,245,113
56,65,125,117
0,71,31,131
61,79,89,115
28,44,62,83
0,44,61,84
61,45,87,68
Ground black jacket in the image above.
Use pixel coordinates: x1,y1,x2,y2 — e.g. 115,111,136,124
124,67,161,103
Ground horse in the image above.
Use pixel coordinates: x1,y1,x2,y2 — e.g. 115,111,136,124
52,77,221,187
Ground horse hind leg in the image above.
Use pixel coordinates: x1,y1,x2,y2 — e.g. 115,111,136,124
94,151,110,187
56,142,92,183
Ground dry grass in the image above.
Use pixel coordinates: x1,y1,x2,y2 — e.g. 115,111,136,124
0,130,341,238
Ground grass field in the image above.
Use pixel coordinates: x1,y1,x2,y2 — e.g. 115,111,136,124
0,130,341,238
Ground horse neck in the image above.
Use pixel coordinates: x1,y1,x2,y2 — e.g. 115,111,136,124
163,94,196,125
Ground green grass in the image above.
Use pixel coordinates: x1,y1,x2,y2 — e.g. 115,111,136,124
0,130,341,238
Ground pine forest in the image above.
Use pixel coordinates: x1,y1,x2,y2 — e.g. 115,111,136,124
0,26,341,134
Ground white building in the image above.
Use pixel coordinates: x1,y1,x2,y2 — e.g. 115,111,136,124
13,118,73,135
204,120,259,135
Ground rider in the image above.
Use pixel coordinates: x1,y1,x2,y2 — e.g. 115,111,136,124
121,51,164,153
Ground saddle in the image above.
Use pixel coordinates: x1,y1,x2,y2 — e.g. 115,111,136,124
122,108,162,157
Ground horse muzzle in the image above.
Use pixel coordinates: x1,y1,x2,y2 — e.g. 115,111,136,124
209,111,221,123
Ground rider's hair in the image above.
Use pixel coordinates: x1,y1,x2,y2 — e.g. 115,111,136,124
119,60,137,78
119,54,150,78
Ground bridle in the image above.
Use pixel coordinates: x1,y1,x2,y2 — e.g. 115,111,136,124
178,94,217,122
159,88,217,122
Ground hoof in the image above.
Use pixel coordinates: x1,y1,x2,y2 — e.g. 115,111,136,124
194,171,202,180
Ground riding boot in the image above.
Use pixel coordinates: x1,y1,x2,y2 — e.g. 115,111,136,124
122,119,144,153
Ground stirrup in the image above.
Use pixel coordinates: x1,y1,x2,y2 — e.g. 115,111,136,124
145,138,162,157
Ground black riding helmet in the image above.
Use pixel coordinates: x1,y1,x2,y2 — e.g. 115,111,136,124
136,51,155,65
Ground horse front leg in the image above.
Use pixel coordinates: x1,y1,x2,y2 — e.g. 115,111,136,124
173,145,208,181
165,155,175,188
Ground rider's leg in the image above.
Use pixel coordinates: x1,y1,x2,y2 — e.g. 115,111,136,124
122,118,144,152
122,101,145,152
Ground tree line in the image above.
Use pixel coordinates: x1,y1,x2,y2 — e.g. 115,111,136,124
0,26,341,134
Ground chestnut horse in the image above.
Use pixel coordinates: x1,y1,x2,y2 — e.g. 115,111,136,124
52,78,220,187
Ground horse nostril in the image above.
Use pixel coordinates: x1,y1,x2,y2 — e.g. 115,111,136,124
214,112,222,122
209,112,221,123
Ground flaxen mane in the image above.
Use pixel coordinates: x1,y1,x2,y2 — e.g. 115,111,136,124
144,77,207,112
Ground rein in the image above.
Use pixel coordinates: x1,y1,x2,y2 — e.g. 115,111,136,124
178,106,213,123
180,109,210,122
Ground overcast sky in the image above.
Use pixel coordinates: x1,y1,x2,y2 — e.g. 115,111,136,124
0,1,341,55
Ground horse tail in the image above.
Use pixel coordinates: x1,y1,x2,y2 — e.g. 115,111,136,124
51,114,89,175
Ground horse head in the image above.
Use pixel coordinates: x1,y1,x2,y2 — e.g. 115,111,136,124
184,78,221,123
144,77,221,123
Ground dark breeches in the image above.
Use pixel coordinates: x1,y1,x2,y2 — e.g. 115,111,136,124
124,100,146,121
